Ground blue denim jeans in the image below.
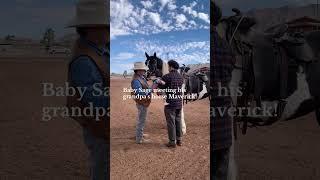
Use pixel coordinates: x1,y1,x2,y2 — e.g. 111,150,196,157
83,128,108,180
136,104,148,142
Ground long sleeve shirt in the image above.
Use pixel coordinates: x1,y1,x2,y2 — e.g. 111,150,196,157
158,69,184,109
211,28,236,150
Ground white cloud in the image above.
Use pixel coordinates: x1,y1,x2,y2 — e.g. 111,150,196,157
141,1,153,9
135,40,210,64
168,3,177,10
110,0,136,38
159,0,177,11
159,0,170,10
181,2,210,24
190,20,197,26
113,52,135,61
148,12,162,27
110,0,208,38
198,13,210,24
190,1,197,7
182,5,198,17
176,14,187,24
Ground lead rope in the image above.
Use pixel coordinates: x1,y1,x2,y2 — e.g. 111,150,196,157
229,15,245,45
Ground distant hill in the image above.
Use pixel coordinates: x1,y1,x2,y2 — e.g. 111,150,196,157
246,4,320,32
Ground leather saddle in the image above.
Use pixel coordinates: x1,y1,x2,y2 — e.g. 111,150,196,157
246,33,301,100
265,24,289,39
183,67,209,100
195,72,209,82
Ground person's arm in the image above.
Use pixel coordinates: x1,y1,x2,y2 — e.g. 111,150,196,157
70,56,108,108
132,79,150,96
158,75,169,89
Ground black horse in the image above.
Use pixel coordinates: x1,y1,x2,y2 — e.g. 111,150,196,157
145,52,210,101
145,52,164,78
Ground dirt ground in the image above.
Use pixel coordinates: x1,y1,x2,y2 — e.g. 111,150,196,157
110,77,210,180
1,59,319,180
235,113,320,180
0,59,91,180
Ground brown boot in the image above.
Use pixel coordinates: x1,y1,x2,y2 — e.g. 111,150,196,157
177,140,182,146
166,142,176,148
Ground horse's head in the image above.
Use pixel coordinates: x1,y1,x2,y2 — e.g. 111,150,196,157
145,52,163,78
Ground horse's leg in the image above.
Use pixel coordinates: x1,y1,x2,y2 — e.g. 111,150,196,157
181,106,186,135
227,62,242,180
227,116,237,180
181,83,186,135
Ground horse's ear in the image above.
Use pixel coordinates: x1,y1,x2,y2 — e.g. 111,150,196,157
154,52,156,57
145,52,149,59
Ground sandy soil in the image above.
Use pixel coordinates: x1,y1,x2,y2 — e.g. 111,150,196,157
1,59,319,180
235,113,320,180
110,78,210,180
0,59,90,180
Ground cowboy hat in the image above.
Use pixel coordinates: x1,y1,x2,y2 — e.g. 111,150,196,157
132,62,149,71
67,0,109,28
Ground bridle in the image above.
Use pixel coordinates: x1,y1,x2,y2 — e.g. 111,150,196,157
146,57,160,78
219,17,253,71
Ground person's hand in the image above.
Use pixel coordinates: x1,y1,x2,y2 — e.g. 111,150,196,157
153,78,165,85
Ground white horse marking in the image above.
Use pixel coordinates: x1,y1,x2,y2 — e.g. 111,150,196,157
198,83,208,100
228,66,242,180
281,69,312,119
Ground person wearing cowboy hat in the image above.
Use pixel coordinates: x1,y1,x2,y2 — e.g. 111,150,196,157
131,62,156,144
66,0,109,179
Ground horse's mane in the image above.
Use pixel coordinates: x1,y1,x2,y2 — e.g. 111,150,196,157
162,60,169,76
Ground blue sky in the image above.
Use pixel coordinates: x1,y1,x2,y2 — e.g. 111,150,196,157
110,0,210,74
